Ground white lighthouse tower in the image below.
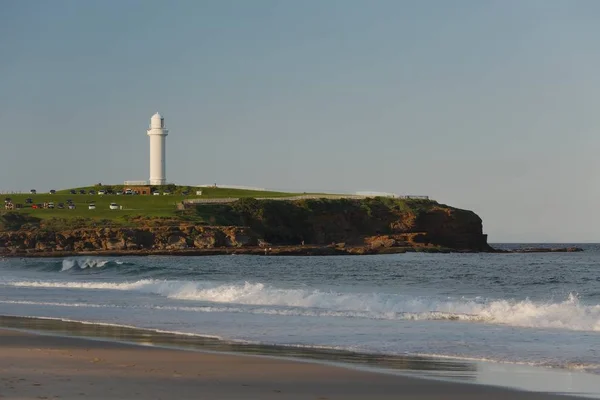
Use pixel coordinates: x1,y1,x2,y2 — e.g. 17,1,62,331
147,112,169,185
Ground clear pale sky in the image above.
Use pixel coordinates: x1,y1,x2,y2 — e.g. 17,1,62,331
1,0,599,242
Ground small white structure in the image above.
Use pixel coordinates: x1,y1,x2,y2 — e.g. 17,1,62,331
147,112,169,185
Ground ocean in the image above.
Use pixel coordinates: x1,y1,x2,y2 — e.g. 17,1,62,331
1,245,600,396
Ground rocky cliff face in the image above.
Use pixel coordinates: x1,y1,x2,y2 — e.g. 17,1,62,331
0,226,258,255
0,199,491,255
207,198,491,251
408,206,489,250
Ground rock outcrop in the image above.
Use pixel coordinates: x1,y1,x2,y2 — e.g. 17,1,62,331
0,198,494,256
0,226,258,255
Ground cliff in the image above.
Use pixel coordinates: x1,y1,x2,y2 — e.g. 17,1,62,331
195,197,491,251
0,198,492,256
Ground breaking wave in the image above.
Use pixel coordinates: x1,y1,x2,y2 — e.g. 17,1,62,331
60,258,122,271
13,258,152,274
2,279,599,332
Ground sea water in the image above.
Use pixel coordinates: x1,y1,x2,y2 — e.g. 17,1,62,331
1,245,599,393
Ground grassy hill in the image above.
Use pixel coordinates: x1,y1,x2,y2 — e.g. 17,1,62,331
0,185,318,227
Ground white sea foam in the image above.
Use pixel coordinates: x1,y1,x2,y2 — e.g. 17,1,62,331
2,279,599,332
61,258,111,271
412,352,600,374
0,300,112,308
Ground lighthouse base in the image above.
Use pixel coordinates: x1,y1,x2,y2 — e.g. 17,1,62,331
150,179,166,185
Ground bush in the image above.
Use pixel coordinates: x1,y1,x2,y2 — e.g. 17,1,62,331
0,212,41,231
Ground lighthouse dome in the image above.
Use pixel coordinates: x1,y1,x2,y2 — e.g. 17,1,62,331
150,112,164,129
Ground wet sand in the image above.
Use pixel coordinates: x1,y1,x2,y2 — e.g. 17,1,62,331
0,328,587,400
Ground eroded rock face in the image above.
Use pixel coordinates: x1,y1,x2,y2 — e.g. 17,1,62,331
365,236,397,249
166,234,188,250
223,227,257,247
0,200,492,254
0,226,259,254
104,238,126,251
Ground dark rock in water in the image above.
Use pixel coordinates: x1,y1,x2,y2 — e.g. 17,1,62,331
517,247,583,253
493,247,584,253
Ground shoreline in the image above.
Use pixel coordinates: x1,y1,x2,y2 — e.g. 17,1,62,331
0,244,584,258
0,315,599,399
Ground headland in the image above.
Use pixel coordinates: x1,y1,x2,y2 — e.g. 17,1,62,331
0,185,580,256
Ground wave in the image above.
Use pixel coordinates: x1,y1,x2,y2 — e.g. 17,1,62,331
60,258,122,271
0,299,480,322
11,258,151,275
2,279,599,332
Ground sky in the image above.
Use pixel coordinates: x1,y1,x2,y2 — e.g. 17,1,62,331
1,0,599,242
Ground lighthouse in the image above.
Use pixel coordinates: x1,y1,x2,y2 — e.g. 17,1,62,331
147,112,169,185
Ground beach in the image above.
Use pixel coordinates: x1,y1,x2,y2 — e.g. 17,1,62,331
0,328,587,400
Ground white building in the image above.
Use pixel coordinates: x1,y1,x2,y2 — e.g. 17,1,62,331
147,112,169,185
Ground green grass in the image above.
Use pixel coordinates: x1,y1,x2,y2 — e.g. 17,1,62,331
3,193,184,220
1,185,314,225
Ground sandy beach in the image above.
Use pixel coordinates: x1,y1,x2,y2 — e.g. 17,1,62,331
0,328,588,400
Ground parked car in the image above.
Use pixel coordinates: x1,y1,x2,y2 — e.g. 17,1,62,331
30,189,37,194
47,202,55,209
163,191,171,195
153,191,160,196
109,203,119,210
89,190,96,195
106,189,114,195
88,203,96,210
25,198,33,204
124,189,133,195
68,204,76,210
182,191,189,195
57,203,65,209
116,190,123,195
70,190,77,195
49,190,56,194
79,189,86,194
98,190,106,195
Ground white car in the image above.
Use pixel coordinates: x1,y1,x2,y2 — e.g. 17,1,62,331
109,203,119,210
88,204,96,210
98,190,106,195
153,192,160,196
